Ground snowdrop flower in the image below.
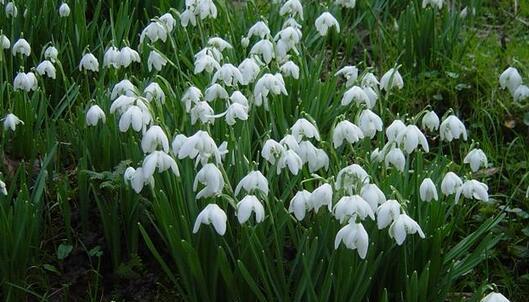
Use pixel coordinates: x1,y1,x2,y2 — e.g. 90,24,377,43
262,139,285,165
385,147,405,172
0,34,10,49
480,292,510,302
144,82,165,103
196,0,218,20
235,171,268,196
389,213,425,245
0,179,6,195
315,12,340,36
212,63,243,86
59,3,70,17
334,221,369,259
181,86,202,112
333,120,364,148
248,21,271,39
237,195,265,224
140,22,167,44
159,13,176,32
441,172,462,196
279,0,303,20
224,103,249,125
357,109,383,138
204,83,229,101
361,72,380,88
3,113,23,131
238,58,261,85
230,91,249,106
499,67,522,94
335,66,358,87
360,184,386,211
280,61,300,79
310,183,333,213
119,105,151,132
44,46,58,62
208,37,233,51
79,53,99,72
193,163,224,199
380,68,404,91
420,178,438,202
5,2,17,17
289,190,312,220
12,38,30,56
111,80,137,99
335,164,370,194
124,167,154,193
275,26,302,59
307,148,329,173
177,130,223,165
142,151,179,179
335,0,357,9
334,195,375,223
86,105,106,126
142,126,169,153
464,149,487,172
180,8,197,27
422,0,443,9
103,46,120,68
386,120,406,141
13,72,38,92
376,200,401,229
291,118,320,142
148,50,167,72
118,47,141,67
341,86,370,107
171,134,187,156
440,115,467,142
250,39,275,64
193,204,227,235
280,134,300,152
456,179,489,203
190,101,215,125
513,85,529,101
277,149,303,175
194,53,220,74
254,73,288,108
396,125,429,154
422,110,440,131
36,60,56,79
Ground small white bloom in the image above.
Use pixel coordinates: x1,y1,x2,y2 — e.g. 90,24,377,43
248,21,270,39
277,149,303,175
147,50,167,72
111,79,137,100
180,9,197,28
5,2,17,17
118,104,151,132
464,149,488,172
0,179,6,195
194,53,220,74
310,183,333,213
142,151,179,179
422,0,443,9
335,66,358,87
376,200,401,229
262,139,285,165
250,39,275,64
0,34,10,49
142,125,169,153
254,73,288,108
315,12,340,36
124,167,154,193
513,85,529,102
335,164,369,194
118,46,141,68
334,221,369,259
13,72,38,92
334,195,375,223
204,83,229,101
59,3,70,17
279,0,303,20
237,195,265,224
235,171,268,196
422,110,440,131
499,67,522,94
36,60,56,79
384,147,406,172
190,101,215,125
44,46,59,62
360,184,386,211
456,179,489,203
380,68,404,91
291,118,320,142
333,120,364,148
181,86,202,112
238,58,261,85
420,178,438,202
289,190,312,220
280,61,300,79
159,13,176,32
230,91,249,106
3,113,23,131
12,38,30,56
357,109,383,138
224,103,249,125
79,53,99,72
196,0,218,20
280,134,300,152
193,204,227,235
212,63,243,86
480,292,510,302
396,125,429,154
85,105,106,126
193,163,224,199
440,115,467,142
341,86,370,108
389,213,425,245
140,21,167,44
335,0,357,9
208,37,233,51
307,148,329,173
441,172,462,196
361,72,380,88
386,120,406,142
144,82,165,103
103,46,120,68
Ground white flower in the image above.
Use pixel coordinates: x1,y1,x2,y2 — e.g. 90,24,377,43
0,179,6,195
361,72,380,88
334,195,375,223
274,26,302,59
190,101,215,125
289,190,312,220
396,125,429,154
254,73,288,108
230,91,249,106
196,0,218,20
118,46,141,68
5,2,17,17
144,82,165,103
380,68,404,91
386,120,406,141
44,46,59,62
159,13,176,32
335,66,358,87
36,60,56,79
180,9,197,27
341,86,370,108
277,149,303,175
148,50,167,72
464,149,487,172
310,183,333,213
237,195,265,224
357,109,383,138
333,120,364,148
291,118,320,142
103,46,120,68
13,72,38,92
335,0,357,9
280,134,300,152
250,39,275,64
456,179,489,203
315,12,340,36
59,3,70,17
499,67,522,95
280,61,300,79
384,147,405,172
124,167,154,193
420,178,438,202
193,163,224,199
334,221,369,259
480,292,510,302
441,172,462,196
307,147,329,173
0,34,10,49
204,83,229,101
376,200,401,229
86,105,106,126
360,184,386,211
142,151,179,179
422,0,443,9
208,37,233,51
248,21,271,39
235,171,268,197
212,64,243,86
440,115,467,142
335,164,369,194
422,111,440,131
513,85,529,101
12,38,30,56
224,103,249,125
238,58,261,85
79,53,99,72
193,204,227,235
177,130,223,165
389,213,425,245
142,125,169,153
118,104,151,132
111,80,137,99
3,113,23,131
194,53,220,74
181,86,202,112
140,21,167,44
262,139,285,165
279,0,303,20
